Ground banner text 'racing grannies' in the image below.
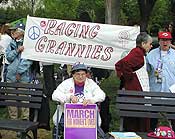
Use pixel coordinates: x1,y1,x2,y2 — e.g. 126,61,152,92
44,20,100,39
22,16,140,69
35,20,113,61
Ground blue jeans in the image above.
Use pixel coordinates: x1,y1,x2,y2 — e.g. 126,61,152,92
52,114,64,139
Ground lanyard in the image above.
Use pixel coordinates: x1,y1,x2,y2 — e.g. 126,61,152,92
156,49,163,72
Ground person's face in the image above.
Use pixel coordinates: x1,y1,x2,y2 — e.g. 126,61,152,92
142,39,153,52
168,24,173,33
159,39,171,51
12,30,24,40
73,70,87,84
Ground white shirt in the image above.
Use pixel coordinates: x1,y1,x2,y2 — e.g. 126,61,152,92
0,34,12,64
52,77,106,126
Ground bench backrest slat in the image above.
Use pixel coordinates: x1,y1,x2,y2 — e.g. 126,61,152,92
0,89,43,96
117,97,175,105
118,104,175,113
0,95,42,102
119,111,175,119
118,90,175,98
0,101,41,109
0,82,43,109
0,82,43,90
117,90,175,119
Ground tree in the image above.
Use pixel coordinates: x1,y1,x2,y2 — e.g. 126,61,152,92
105,0,120,24
9,0,43,16
0,0,8,4
77,0,105,23
138,0,157,31
0,7,22,24
171,0,175,24
119,0,140,25
30,0,43,16
0,0,173,33
148,0,171,33
171,0,175,13
42,0,79,20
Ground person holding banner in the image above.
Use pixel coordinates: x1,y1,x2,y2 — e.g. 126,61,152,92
5,23,33,119
52,62,106,139
6,23,32,84
115,32,153,132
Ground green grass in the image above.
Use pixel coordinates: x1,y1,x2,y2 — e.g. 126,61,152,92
0,107,8,119
50,101,57,128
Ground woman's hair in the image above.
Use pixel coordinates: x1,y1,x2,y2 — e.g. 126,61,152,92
163,21,175,44
136,32,151,47
0,23,11,35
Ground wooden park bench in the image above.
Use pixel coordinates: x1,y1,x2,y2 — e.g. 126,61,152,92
116,90,175,132
0,82,43,139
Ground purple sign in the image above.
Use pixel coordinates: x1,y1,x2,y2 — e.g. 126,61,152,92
64,103,97,139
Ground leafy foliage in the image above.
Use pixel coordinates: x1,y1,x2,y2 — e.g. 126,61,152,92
0,7,22,24
0,0,173,32
119,0,140,25
119,0,172,32
77,0,105,22
0,107,8,119
148,0,172,32
100,71,120,130
0,0,8,4
42,0,79,20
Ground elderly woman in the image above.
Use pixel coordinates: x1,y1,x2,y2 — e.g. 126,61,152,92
115,32,152,91
115,32,153,132
52,62,106,139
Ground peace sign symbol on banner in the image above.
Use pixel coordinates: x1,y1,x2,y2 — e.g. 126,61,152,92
28,26,40,40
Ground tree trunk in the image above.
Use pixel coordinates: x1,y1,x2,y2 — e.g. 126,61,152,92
105,0,120,24
138,0,157,31
171,0,175,24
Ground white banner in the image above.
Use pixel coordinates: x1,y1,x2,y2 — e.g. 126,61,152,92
22,15,140,69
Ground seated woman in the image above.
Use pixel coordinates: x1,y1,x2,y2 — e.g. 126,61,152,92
52,62,106,139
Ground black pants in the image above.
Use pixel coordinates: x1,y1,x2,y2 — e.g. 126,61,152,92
43,65,56,99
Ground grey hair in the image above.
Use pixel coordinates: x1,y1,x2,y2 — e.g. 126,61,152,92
136,32,152,47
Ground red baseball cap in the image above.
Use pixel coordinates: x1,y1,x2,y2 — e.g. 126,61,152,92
158,32,172,39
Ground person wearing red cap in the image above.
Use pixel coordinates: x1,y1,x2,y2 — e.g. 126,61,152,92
147,31,175,92
146,31,175,130
147,31,175,91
